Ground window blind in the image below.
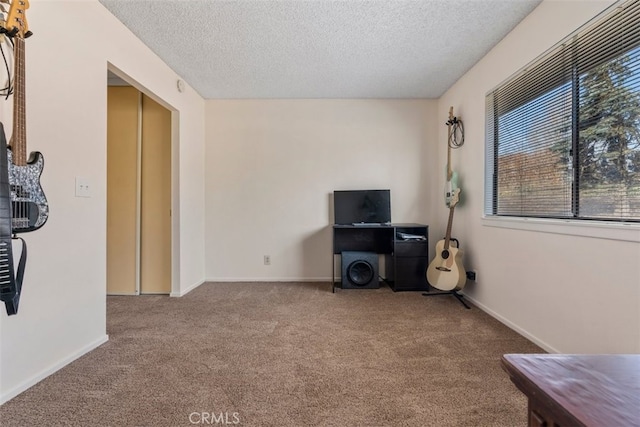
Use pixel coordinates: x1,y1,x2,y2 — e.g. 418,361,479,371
486,0,640,222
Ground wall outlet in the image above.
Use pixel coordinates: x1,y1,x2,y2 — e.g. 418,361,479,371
466,270,477,281
75,176,91,198
264,255,271,265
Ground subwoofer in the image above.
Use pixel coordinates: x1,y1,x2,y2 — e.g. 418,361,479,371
341,251,379,289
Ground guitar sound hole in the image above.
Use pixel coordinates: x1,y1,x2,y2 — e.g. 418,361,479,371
441,250,450,259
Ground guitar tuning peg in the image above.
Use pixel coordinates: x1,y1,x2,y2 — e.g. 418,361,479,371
25,30,32,38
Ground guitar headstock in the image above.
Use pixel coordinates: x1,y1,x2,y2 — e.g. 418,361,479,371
446,106,460,127
2,0,31,39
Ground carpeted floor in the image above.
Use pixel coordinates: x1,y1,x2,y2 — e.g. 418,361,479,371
0,282,543,426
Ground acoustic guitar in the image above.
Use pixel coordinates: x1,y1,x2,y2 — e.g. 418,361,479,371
427,107,466,292
426,188,466,291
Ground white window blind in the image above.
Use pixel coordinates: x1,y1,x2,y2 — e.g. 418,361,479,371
486,0,640,222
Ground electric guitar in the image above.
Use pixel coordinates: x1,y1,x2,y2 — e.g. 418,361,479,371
444,106,459,208
426,188,466,291
0,0,43,315
4,0,48,233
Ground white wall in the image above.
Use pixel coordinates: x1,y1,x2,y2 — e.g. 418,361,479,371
205,100,438,280
437,0,640,354
0,1,206,403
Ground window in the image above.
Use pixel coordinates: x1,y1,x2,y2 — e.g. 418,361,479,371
485,0,640,222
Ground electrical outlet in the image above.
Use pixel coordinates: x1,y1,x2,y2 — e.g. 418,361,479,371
264,255,271,265
466,270,477,281
75,176,91,198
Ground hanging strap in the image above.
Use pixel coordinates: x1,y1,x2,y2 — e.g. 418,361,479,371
0,237,26,315
0,122,28,316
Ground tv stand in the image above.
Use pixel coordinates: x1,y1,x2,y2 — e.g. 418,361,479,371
332,223,429,292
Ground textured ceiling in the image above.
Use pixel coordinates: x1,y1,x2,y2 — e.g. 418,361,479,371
99,0,542,99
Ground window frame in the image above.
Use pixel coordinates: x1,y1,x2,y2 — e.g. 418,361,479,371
485,0,640,227
481,215,640,243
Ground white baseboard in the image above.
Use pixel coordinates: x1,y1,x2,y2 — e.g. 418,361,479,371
170,279,205,297
462,294,559,354
0,334,109,405
205,277,330,283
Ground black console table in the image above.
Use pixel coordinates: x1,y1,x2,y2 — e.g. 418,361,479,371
332,223,429,292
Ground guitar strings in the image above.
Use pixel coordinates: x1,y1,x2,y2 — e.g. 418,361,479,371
0,33,23,229
14,36,22,229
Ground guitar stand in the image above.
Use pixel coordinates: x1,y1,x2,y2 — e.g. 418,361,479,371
422,290,471,309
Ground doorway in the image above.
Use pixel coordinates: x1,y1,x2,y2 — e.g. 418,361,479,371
106,82,172,295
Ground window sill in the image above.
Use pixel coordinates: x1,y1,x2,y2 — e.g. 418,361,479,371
481,216,640,243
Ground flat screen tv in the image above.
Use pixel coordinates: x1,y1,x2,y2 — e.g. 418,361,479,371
334,190,391,225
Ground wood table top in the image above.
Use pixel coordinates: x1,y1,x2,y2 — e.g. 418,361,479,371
501,354,640,427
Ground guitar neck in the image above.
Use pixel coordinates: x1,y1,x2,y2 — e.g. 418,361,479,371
443,205,455,250
12,37,27,166
446,106,453,181
446,144,452,181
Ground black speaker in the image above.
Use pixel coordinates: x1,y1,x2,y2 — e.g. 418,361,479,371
341,251,379,289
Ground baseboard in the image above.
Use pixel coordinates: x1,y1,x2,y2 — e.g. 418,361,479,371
170,279,205,297
205,277,330,283
462,294,560,354
0,334,109,405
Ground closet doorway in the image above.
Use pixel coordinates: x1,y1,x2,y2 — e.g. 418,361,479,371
106,83,172,295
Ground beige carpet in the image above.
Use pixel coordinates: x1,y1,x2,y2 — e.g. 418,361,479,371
0,282,543,426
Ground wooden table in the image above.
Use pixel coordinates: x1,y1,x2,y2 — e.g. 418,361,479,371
501,354,640,427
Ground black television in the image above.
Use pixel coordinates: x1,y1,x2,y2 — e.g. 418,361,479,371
333,190,391,225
